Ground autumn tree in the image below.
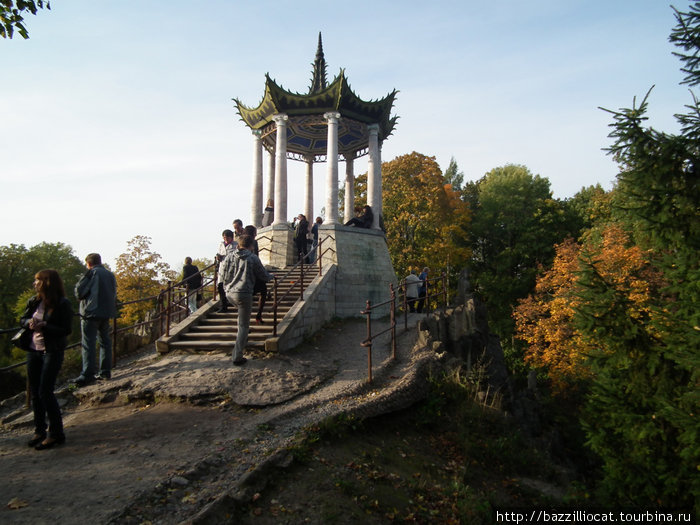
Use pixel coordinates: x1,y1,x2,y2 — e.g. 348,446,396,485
115,236,175,326
513,225,663,392
381,152,471,280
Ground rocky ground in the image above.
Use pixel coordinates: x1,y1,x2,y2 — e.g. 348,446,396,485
0,316,438,524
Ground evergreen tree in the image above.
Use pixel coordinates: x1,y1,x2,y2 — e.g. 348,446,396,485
577,2,699,510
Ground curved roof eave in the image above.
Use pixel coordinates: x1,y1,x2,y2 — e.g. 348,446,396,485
236,69,398,135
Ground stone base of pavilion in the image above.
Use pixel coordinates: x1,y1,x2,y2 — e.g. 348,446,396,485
257,223,397,319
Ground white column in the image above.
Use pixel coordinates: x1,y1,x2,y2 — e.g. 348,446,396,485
265,148,275,209
250,130,263,227
344,155,354,223
367,124,381,229
273,114,288,226
324,112,341,225
304,156,314,223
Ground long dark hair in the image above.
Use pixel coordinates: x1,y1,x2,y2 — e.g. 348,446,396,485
34,269,66,309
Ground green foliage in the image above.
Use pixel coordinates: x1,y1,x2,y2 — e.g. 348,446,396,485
0,0,49,39
0,242,83,366
576,3,700,510
443,156,464,192
468,164,571,343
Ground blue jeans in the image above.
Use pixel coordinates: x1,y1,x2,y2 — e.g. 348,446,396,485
27,349,64,439
80,317,112,377
228,292,252,362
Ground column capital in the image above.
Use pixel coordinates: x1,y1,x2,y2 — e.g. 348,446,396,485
252,129,263,138
273,113,289,124
324,111,341,122
367,123,380,135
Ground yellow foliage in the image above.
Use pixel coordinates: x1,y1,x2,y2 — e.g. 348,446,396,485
513,225,663,391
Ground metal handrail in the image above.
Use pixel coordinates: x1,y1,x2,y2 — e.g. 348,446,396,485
361,272,447,383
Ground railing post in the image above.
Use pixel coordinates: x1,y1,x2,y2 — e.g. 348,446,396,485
165,281,172,337
213,261,219,301
112,317,118,368
300,258,305,300
402,278,408,331
364,300,372,383
442,271,448,307
317,236,323,276
273,276,278,337
425,277,430,313
390,283,397,360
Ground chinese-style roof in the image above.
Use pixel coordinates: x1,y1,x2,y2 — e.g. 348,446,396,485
234,33,398,162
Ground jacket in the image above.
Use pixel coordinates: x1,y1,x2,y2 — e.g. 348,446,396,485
183,263,202,291
19,296,73,353
75,265,118,319
220,248,272,296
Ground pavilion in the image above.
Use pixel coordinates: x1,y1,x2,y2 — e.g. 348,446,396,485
234,33,398,232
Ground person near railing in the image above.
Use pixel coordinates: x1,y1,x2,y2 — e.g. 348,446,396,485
19,269,73,450
244,225,268,324
220,234,274,366
182,257,202,314
416,266,430,313
309,216,322,264
215,229,236,313
293,213,310,263
71,253,117,387
405,269,421,313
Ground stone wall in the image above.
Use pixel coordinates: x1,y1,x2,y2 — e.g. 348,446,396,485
267,265,337,353
317,224,397,318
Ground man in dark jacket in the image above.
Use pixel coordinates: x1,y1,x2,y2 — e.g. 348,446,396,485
72,253,117,386
293,214,309,262
220,235,273,365
344,205,373,228
183,257,202,314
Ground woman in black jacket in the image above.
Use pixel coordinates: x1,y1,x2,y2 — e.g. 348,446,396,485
19,269,73,450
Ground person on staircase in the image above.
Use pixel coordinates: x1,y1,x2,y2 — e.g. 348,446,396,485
244,224,268,324
220,234,274,366
215,229,236,313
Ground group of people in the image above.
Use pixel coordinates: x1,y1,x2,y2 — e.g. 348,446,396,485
292,214,323,263
18,253,117,450
405,267,430,313
215,219,274,366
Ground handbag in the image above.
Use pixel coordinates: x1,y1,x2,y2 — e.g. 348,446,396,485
11,328,31,351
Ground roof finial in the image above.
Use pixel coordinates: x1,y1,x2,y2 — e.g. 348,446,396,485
309,32,328,94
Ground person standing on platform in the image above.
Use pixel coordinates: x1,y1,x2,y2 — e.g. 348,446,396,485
405,269,421,313
72,253,117,386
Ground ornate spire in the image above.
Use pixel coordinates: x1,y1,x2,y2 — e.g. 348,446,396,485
309,32,328,94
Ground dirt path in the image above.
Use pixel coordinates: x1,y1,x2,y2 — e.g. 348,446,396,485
0,316,433,524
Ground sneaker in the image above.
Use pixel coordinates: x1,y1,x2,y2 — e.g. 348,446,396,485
233,357,248,366
95,372,111,381
69,375,93,387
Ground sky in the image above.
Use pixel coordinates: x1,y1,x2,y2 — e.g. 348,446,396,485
0,0,692,272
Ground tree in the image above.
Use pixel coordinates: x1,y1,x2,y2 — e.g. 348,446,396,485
443,156,464,192
0,0,49,39
0,242,83,366
575,2,700,509
513,225,663,392
381,152,471,280
468,164,570,343
115,236,175,326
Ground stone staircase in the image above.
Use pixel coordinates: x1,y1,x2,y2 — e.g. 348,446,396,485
166,265,317,353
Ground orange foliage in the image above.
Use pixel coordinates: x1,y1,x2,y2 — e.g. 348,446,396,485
513,225,663,390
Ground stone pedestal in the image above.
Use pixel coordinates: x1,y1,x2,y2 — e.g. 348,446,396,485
257,224,296,269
